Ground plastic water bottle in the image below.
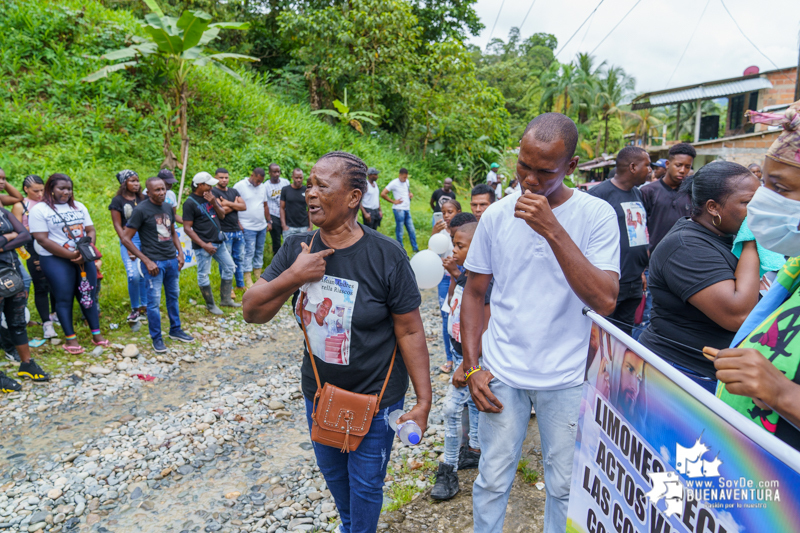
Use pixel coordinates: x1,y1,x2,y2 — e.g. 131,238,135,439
388,410,422,446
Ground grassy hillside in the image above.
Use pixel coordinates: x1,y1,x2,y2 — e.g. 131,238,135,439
0,0,449,342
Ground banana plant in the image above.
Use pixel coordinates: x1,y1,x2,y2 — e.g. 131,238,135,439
82,0,258,173
311,88,379,134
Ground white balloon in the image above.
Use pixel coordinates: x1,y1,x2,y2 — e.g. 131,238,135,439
409,250,444,289
427,233,450,255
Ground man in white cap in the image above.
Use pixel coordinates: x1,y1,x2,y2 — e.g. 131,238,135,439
182,172,240,315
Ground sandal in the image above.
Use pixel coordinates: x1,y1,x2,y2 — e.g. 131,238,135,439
62,344,85,355
92,339,110,347
439,361,454,373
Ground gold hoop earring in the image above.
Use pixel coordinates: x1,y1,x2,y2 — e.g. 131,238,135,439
712,214,722,227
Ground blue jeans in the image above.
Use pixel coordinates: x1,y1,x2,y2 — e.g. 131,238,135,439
221,231,245,287
443,353,480,467
121,234,148,309
305,396,402,533
473,380,582,533
437,273,454,363
283,226,308,238
392,210,418,252
666,360,718,393
242,228,267,272
144,258,181,342
195,244,235,286
632,269,652,340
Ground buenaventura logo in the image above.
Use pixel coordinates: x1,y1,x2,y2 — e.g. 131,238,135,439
647,433,780,518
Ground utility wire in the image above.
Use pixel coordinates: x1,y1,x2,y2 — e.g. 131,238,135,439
719,0,795,83
554,0,606,59
577,6,596,51
518,0,539,34
488,0,507,41
663,0,711,89
589,0,643,56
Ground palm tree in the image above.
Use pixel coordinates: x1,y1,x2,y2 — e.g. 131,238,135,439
539,62,581,115
666,100,721,140
593,65,636,153
573,53,605,124
626,108,665,146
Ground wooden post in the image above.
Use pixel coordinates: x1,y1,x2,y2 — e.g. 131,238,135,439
177,143,189,208
693,98,702,143
675,105,681,141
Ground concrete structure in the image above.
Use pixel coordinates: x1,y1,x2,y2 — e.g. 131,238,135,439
633,66,797,168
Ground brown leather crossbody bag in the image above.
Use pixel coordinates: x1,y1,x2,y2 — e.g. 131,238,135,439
299,231,396,453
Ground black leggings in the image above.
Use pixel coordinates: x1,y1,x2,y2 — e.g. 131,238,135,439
26,246,55,323
0,290,29,348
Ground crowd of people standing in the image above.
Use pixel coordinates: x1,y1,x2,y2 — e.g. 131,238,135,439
3,101,800,533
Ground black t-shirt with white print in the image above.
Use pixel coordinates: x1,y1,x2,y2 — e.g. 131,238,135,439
262,226,421,408
126,199,177,262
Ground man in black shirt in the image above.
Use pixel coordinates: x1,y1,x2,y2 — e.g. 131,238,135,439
123,177,193,353
183,172,240,315
589,147,651,335
430,178,456,225
280,168,312,238
212,168,246,294
640,143,695,254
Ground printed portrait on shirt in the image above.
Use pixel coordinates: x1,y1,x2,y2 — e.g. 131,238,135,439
295,275,359,366
154,213,172,242
620,201,649,248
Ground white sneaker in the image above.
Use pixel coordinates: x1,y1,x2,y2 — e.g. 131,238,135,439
43,321,57,339
49,313,60,325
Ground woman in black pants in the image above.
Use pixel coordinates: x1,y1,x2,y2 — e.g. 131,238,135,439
28,174,107,354
0,204,50,393
11,175,57,338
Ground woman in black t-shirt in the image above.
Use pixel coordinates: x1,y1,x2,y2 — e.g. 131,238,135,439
639,162,761,392
109,170,147,324
243,151,432,533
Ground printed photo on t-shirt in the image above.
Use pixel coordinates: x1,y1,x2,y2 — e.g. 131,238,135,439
295,275,359,365
155,213,172,241
447,285,464,343
621,201,649,247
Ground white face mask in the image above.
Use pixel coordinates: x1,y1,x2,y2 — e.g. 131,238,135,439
747,186,800,257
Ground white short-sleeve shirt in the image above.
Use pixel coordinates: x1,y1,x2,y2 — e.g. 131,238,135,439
362,181,380,210
234,178,268,231
28,201,94,257
385,178,410,211
464,189,620,390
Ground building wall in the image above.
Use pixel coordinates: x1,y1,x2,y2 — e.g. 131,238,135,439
760,67,797,108
692,130,782,168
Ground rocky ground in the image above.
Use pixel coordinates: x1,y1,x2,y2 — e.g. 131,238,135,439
0,291,545,533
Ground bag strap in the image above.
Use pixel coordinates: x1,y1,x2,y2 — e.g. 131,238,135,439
52,206,81,247
188,196,221,232
299,230,397,406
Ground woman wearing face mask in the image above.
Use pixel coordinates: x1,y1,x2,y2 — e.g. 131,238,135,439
712,103,800,451
11,175,58,339
638,161,761,392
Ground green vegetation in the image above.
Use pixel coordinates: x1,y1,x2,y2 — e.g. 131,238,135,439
517,458,540,485
0,0,446,355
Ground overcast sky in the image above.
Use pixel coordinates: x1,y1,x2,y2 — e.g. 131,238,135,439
469,0,800,94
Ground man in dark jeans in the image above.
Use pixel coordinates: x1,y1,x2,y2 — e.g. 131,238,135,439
263,163,289,255
212,168,246,295
122,176,193,353
280,168,312,238
589,147,651,335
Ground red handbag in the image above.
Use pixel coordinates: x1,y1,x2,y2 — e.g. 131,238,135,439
634,292,647,325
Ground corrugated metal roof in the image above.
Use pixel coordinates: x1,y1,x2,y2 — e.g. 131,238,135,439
632,77,773,110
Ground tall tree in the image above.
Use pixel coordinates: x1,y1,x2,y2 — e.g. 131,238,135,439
83,0,257,174
593,65,636,153
411,0,483,43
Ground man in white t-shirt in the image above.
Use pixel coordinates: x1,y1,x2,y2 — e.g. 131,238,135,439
380,168,418,252
359,167,383,230
234,167,268,288
461,113,620,533
486,163,502,199
263,163,290,255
